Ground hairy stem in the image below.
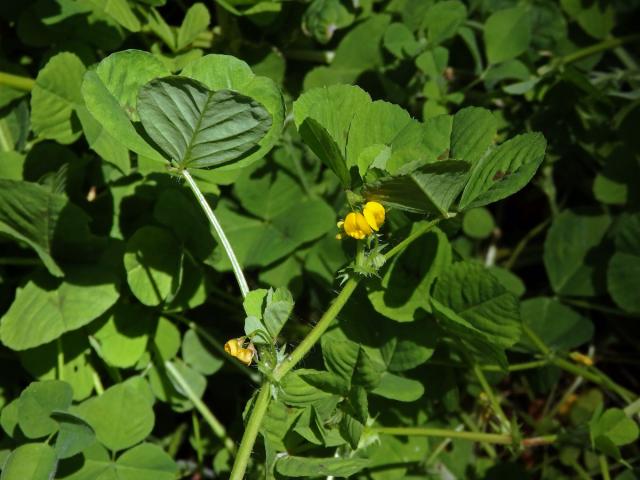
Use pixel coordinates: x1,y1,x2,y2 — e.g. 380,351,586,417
165,361,236,454
473,364,510,431
229,384,271,480
182,169,250,298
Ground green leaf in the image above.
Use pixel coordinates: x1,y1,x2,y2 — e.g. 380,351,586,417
56,442,177,480
52,411,95,459
294,84,371,186
607,213,640,313
0,443,57,480
432,261,521,367
76,379,155,451
90,304,155,368
154,188,215,260
124,226,181,306
459,133,547,210
298,118,350,186
280,369,335,406
433,262,522,346
339,412,364,449
384,23,419,58
365,161,469,215
263,288,294,339
211,167,334,269
180,54,285,171
424,0,467,45
176,3,210,50
275,455,369,477
1,268,119,350
303,0,354,44
518,297,593,352
17,380,73,438
0,179,88,277
450,107,497,165
137,77,272,169
484,6,532,64
590,408,639,459
303,14,391,90
371,372,424,402
544,209,611,297
368,227,451,321
18,332,96,402
181,329,223,376
115,443,178,480
101,0,141,32
81,50,170,162
561,0,614,39
31,52,85,144
243,289,268,318
462,207,495,239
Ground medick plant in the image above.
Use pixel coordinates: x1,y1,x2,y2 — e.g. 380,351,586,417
0,1,639,480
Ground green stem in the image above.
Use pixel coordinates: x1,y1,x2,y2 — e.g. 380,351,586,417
569,459,592,480
503,218,550,270
561,34,640,65
560,298,639,318
56,338,65,381
368,427,557,447
473,364,510,431
165,361,236,454
599,455,611,480
192,411,204,465
484,359,549,372
182,169,249,298
92,370,105,395
460,412,497,458
0,71,35,91
538,34,640,76
273,277,358,382
229,384,271,480
523,325,636,402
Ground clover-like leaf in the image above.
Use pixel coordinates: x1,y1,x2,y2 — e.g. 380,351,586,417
137,77,272,169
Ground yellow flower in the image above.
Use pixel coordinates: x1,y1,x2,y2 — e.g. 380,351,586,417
363,201,385,231
224,337,255,366
343,212,372,239
224,337,243,357
236,348,254,366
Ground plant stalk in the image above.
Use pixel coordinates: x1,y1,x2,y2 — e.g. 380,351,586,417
0,71,35,91
523,325,636,402
165,361,236,454
229,384,271,480
369,427,556,447
182,169,250,298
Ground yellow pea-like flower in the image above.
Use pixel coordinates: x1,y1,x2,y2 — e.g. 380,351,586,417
343,212,373,239
363,201,385,231
224,337,255,366
224,337,243,357
236,348,254,366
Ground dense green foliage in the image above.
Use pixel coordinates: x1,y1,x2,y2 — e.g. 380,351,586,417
0,0,639,479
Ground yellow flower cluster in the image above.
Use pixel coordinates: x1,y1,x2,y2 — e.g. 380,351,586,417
337,201,386,240
224,337,255,366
